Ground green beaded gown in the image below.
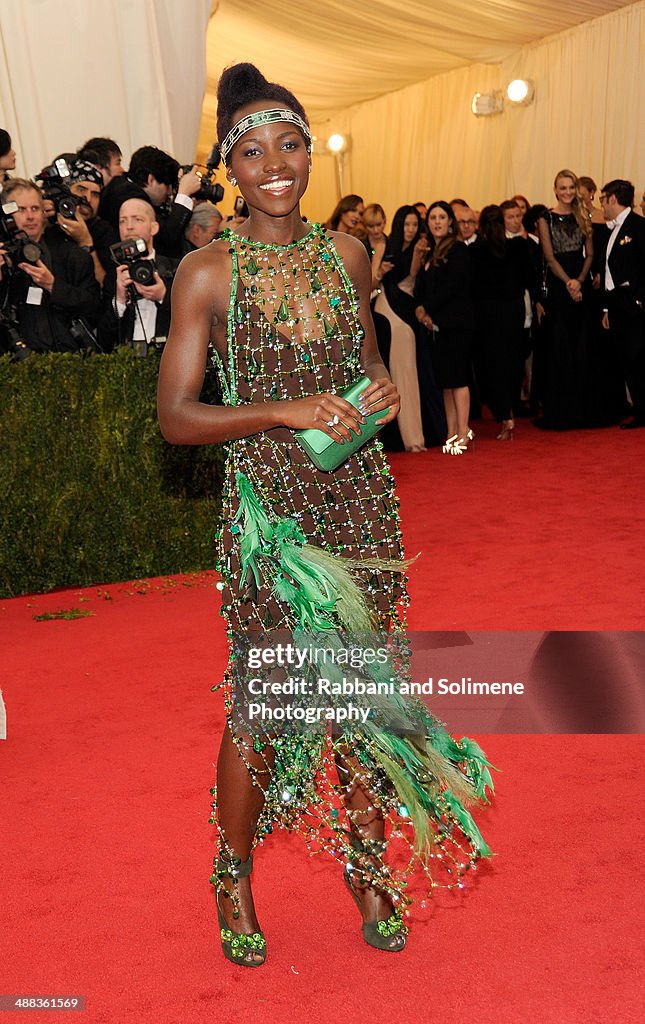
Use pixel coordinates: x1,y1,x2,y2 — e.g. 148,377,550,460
210,223,494,911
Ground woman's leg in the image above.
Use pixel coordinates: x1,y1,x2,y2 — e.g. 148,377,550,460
334,749,405,950
454,385,471,439
215,725,274,954
443,389,458,437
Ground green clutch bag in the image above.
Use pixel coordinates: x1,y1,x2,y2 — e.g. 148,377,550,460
294,376,389,472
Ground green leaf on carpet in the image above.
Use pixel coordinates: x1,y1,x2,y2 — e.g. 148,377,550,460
33,607,95,621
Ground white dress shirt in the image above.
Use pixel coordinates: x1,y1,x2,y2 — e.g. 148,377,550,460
604,207,631,291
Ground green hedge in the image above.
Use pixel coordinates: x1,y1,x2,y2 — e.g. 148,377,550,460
0,349,225,597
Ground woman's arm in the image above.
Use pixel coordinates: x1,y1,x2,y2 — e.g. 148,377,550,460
537,215,571,286
157,244,364,445
335,233,400,425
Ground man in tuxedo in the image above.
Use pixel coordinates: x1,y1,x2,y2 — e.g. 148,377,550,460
99,197,177,355
600,179,645,428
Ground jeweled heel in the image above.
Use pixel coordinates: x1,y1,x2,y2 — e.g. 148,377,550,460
211,853,266,967
343,835,407,952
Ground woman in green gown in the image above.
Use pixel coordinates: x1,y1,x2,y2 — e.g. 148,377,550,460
158,63,493,967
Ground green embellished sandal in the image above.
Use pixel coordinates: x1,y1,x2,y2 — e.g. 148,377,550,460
211,853,266,967
343,835,408,952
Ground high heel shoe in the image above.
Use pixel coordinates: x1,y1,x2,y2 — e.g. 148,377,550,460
212,853,266,967
450,428,475,455
343,835,407,952
496,420,514,441
442,433,459,453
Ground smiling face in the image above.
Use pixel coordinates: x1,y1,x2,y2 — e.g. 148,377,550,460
226,100,310,219
427,206,451,241
554,175,577,208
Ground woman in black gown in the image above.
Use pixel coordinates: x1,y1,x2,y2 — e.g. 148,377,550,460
471,205,535,440
536,170,593,429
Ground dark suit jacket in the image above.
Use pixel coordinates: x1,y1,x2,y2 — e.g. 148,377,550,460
414,240,474,330
0,227,100,352
99,176,192,260
98,252,177,352
604,210,645,305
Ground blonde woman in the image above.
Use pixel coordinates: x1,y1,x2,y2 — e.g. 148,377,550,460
535,170,593,429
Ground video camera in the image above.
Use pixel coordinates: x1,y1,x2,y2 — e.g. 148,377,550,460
109,238,156,287
180,142,224,204
0,201,42,269
37,158,87,221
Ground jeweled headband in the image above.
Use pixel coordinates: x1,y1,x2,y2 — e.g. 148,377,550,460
220,107,312,165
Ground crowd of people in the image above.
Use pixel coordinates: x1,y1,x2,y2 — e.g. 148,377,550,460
2,124,644,443
0,131,225,358
324,178,645,450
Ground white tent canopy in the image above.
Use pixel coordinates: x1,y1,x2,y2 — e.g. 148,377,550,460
199,0,644,220
203,0,634,119
1,1,642,223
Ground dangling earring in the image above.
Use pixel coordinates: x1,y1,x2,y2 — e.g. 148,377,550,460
229,176,237,187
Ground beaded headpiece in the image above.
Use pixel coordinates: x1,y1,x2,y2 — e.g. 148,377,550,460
220,107,312,166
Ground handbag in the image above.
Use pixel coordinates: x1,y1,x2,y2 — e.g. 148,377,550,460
294,375,390,472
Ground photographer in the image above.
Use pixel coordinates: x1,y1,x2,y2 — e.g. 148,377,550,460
55,160,118,287
77,137,125,186
99,197,177,354
99,146,202,261
0,178,100,355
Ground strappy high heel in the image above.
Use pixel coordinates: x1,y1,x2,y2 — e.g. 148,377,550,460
450,428,475,455
211,853,266,967
442,433,459,454
343,835,407,952
496,420,514,441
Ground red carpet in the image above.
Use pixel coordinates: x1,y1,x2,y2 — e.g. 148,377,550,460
1,422,643,1023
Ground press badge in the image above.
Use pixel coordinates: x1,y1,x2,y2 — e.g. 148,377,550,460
26,286,43,305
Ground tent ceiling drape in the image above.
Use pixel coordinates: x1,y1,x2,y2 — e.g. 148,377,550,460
203,0,633,120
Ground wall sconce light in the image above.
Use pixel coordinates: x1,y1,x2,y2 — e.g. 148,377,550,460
471,91,504,117
506,79,535,106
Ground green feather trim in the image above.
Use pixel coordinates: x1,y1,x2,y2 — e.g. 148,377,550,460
443,791,493,858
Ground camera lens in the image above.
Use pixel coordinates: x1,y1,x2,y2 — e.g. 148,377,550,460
59,197,77,220
132,262,154,285
22,242,41,264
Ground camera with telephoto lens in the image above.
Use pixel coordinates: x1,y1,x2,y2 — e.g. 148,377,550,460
37,158,87,221
0,201,43,269
180,142,224,204
109,238,156,286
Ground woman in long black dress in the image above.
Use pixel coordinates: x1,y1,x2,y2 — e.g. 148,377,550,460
471,205,535,440
415,201,474,453
536,170,593,429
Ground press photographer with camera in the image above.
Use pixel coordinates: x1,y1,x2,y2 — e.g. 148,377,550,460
52,160,118,287
0,178,100,356
99,197,177,354
99,146,204,261
183,201,223,254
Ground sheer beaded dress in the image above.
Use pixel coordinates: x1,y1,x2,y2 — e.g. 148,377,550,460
209,224,494,913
